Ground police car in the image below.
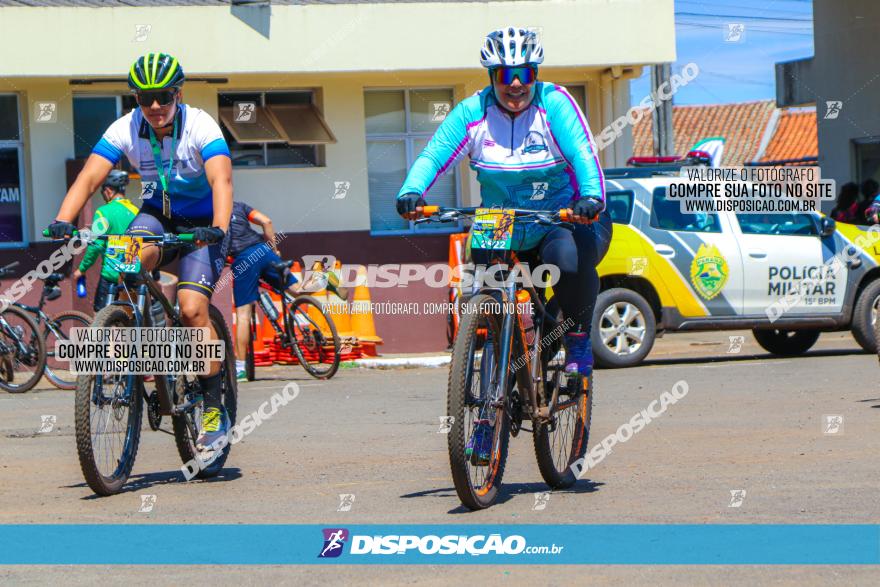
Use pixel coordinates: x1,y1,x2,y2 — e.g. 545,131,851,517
595,163,880,367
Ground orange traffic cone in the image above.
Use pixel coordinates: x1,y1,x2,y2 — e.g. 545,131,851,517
350,265,382,352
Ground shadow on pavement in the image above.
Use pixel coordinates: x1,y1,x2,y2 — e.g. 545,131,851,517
66,467,243,499
400,479,602,513
634,347,867,369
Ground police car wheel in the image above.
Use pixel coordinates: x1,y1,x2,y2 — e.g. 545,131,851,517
592,288,657,368
752,328,820,356
851,278,880,353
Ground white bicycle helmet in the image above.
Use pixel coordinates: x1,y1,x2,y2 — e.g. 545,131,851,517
480,27,544,68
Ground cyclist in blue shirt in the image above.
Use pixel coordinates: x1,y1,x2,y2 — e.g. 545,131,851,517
397,27,612,464
48,53,233,450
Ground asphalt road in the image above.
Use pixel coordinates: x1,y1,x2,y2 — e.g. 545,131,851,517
1,330,879,585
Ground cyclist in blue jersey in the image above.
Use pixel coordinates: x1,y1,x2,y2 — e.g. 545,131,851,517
396,27,612,464
48,52,234,449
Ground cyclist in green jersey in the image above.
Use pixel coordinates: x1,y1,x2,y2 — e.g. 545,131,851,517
74,170,139,312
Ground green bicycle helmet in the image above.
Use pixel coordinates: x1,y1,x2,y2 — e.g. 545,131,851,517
128,52,185,91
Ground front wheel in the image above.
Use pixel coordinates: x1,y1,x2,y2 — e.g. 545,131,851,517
447,293,510,510
284,295,340,379
173,304,238,479
44,310,92,390
74,305,143,496
0,305,47,393
752,328,819,356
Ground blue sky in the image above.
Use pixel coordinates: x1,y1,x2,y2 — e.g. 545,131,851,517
630,0,815,105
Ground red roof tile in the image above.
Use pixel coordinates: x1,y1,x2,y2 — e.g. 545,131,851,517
758,109,818,163
632,100,777,166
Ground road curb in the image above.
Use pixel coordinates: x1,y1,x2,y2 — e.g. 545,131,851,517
343,355,451,369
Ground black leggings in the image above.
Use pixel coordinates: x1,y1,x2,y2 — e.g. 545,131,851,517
523,210,613,333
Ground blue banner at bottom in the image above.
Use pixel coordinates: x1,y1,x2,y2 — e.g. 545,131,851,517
0,525,877,565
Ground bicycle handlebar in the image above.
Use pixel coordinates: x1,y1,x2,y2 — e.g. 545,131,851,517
414,206,580,227
42,229,196,243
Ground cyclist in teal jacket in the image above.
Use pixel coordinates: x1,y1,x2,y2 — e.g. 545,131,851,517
397,27,612,463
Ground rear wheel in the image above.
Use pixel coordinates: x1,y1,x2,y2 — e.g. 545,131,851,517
44,310,91,390
0,305,47,393
173,304,238,479
74,306,142,496
752,328,820,356
447,293,510,510
285,295,340,379
534,351,592,489
244,305,256,382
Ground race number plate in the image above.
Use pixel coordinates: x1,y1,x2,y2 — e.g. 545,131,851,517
471,208,514,250
105,236,144,274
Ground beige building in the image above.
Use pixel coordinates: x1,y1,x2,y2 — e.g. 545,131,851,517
777,0,880,189
0,0,675,351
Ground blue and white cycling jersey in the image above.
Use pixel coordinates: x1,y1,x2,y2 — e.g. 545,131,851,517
92,104,230,221
398,82,605,249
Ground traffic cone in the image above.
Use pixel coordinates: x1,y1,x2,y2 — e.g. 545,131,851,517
349,265,382,353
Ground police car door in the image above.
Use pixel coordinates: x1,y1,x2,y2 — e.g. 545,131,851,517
640,184,744,316
733,213,846,316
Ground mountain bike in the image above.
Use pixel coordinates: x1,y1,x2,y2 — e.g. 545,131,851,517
45,230,237,496
0,268,46,393
0,263,91,390
418,206,593,510
244,260,341,380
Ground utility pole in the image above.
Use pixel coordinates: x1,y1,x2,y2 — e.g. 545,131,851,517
651,63,674,157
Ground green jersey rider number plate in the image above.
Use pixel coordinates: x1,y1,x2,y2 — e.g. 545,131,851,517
105,236,144,274
471,208,514,250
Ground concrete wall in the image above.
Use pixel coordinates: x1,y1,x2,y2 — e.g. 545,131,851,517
0,1,675,75
813,0,880,185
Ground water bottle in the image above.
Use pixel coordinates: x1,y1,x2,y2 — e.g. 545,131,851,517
258,291,279,321
76,275,87,298
516,291,535,346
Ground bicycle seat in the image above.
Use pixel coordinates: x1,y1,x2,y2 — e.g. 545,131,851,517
270,260,294,273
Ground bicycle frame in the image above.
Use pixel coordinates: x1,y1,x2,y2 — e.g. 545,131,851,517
476,258,563,427
96,237,190,417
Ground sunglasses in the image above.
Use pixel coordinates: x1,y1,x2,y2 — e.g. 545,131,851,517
492,66,537,85
135,89,178,107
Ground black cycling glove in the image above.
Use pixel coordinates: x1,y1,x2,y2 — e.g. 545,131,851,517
396,193,426,218
571,197,604,222
47,220,76,239
188,226,226,245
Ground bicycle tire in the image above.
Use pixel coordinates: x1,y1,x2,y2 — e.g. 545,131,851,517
0,304,47,393
172,304,238,479
447,293,510,510
44,310,92,390
74,305,143,496
245,306,256,381
285,295,341,379
533,368,592,489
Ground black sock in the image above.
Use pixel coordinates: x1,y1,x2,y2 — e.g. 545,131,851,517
198,372,223,410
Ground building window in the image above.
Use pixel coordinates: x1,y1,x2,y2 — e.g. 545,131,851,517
0,94,25,246
218,91,335,168
72,94,138,160
365,88,459,233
